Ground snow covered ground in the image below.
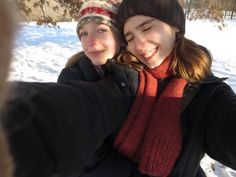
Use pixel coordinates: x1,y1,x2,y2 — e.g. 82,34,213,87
10,20,236,177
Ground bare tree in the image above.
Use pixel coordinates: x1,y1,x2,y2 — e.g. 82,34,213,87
230,0,236,19
14,0,236,27
16,0,82,25
184,0,226,29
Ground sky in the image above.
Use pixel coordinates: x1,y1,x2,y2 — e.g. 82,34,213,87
10,20,236,177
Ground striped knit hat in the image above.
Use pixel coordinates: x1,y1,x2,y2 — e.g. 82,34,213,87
76,0,121,36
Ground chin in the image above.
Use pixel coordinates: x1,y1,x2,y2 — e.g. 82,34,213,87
92,61,104,66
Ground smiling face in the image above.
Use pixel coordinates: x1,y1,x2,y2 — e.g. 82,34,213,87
78,21,120,66
124,15,179,69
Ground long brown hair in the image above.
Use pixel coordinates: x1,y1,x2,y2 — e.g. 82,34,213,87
172,37,212,83
116,50,144,71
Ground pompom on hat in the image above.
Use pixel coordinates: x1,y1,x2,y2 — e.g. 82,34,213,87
76,0,121,37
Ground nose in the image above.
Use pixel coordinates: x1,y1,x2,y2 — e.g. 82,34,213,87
87,32,98,46
134,34,146,52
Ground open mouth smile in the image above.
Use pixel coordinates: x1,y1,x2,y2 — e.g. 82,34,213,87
141,47,158,61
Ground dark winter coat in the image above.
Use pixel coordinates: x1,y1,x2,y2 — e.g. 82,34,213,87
57,54,104,83
169,75,236,177
3,60,236,177
75,74,236,177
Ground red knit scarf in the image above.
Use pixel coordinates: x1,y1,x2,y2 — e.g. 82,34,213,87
113,55,187,177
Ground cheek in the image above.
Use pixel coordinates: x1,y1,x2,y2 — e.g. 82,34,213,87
163,33,176,49
107,43,119,56
105,36,120,52
127,43,136,54
80,39,88,49
163,28,176,43
103,33,116,42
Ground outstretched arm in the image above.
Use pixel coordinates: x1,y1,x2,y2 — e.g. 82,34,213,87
205,82,236,170
4,63,137,177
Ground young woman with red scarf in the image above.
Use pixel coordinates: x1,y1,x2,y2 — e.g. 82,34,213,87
112,0,236,177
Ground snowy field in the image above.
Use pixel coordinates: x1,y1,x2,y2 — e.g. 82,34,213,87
10,20,236,177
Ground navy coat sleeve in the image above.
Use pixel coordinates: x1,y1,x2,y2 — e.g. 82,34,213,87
205,82,236,170
4,63,137,177
57,68,79,83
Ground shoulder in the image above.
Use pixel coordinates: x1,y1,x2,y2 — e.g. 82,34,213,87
65,51,86,68
57,55,88,83
198,74,232,99
105,60,138,95
181,74,230,112
185,73,235,115
58,55,101,83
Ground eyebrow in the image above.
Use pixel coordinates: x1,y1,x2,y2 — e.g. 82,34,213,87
78,26,85,31
124,18,155,38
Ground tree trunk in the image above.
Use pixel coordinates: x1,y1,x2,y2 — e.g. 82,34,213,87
230,0,236,19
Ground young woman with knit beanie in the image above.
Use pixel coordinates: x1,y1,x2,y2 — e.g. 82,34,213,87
3,2,137,177
57,0,122,83
111,0,236,176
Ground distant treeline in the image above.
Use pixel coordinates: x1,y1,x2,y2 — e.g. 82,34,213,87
17,0,236,25
183,0,236,19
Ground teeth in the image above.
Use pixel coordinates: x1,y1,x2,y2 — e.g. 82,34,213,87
142,48,156,58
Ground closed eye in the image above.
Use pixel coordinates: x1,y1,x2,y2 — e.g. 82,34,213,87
143,26,151,32
124,32,134,43
125,35,134,43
